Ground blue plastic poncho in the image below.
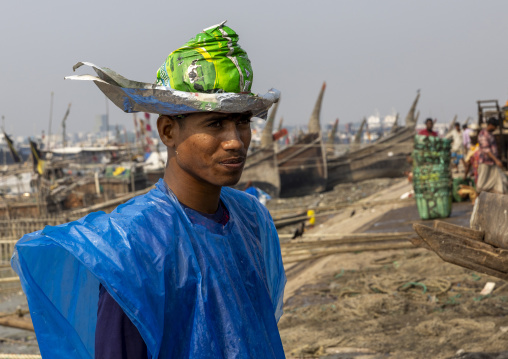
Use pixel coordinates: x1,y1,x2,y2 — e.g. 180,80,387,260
11,179,286,358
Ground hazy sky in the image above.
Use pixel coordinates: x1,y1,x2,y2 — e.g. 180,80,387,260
2,0,508,137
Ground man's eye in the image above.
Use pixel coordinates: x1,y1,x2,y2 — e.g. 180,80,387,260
208,120,222,128
237,117,253,125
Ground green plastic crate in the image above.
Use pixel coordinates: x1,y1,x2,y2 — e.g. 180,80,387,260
414,189,452,220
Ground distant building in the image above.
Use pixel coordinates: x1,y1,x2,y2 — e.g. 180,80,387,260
94,114,109,133
345,123,353,135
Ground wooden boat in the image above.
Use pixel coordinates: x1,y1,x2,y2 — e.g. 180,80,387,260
240,83,328,198
277,132,328,197
277,83,328,198
237,100,281,197
412,192,508,281
325,91,419,189
239,147,280,197
413,221,508,281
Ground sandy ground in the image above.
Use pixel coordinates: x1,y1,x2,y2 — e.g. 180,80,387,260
278,179,508,359
2,177,507,359
0,291,38,355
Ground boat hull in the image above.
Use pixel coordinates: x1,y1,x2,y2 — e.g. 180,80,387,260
326,127,414,189
277,133,328,198
237,147,280,198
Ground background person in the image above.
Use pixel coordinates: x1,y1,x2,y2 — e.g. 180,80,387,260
418,118,438,137
445,122,465,171
476,117,507,194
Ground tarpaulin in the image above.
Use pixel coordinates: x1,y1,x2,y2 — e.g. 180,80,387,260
12,179,286,358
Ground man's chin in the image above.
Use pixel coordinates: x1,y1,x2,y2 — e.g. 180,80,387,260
216,173,243,187
221,177,242,187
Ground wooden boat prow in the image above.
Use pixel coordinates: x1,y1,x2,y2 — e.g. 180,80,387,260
412,221,508,281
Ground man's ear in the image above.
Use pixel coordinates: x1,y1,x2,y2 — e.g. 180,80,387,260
157,115,177,148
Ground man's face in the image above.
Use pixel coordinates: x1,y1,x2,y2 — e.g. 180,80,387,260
171,112,252,187
487,123,497,133
426,120,434,131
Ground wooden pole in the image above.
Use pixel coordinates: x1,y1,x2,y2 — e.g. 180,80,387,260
47,92,54,150
0,317,34,331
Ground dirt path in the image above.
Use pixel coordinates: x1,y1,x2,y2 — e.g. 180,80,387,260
283,179,414,300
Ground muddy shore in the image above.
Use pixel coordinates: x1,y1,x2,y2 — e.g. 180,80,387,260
278,178,508,359
1,177,506,358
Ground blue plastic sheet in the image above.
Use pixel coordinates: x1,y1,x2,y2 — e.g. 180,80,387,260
12,179,286,358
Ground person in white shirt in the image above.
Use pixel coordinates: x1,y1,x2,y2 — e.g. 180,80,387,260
445,122,465,171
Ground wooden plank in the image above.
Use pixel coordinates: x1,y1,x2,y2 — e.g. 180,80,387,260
0,317,33,331
283,241,416,264
433,220,484,242
470,192,508,249
281,233,413,249
0,277,19,283
408,235,432,250
413,223,508,280
279,231,413,240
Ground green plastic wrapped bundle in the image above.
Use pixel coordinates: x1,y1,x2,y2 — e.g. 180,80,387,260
413,179,451,193
156,21,253,94
413,163,450,177
412,135,452,219
412,150,451,166
413,175,451,187
414,189,452,220
414,135,452,151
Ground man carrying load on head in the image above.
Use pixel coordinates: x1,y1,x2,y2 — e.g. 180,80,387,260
476,117,507,194
12,21,286,359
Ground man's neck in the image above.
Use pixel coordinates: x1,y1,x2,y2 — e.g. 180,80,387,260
163,166,221,215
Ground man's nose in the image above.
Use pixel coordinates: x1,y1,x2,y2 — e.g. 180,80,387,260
221,122,244,151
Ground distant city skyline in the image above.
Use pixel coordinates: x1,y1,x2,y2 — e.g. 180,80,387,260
2,0,508,137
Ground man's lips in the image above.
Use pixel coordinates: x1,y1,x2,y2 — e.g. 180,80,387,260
219,156,246,169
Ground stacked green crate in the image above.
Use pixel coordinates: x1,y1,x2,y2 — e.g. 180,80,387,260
413,135,452,220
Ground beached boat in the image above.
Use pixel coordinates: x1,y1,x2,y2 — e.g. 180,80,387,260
237,100,281,197
413,221,508,281
277,83,328,198
239,83,328,198
277,132,328,197
412,192,508,281
325,92,419,189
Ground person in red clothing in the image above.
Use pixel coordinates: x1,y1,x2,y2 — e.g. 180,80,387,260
418,118,438,137
476,117,507,193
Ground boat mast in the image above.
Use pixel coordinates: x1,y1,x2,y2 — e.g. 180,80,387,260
404,90,420,128
326,118,339,154
390,113,400,134
47,92,54,150
327,118,339,145
105,96,110,145
1,116,5,166
354,118,367,145
261,98,280,148
308,82,326,134
61,103,71,158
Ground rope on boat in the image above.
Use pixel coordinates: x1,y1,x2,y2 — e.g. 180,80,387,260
0,355,41,359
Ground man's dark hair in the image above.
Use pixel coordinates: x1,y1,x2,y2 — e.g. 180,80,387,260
165,114,187,129
487,117,499,127
462,124,467,130
425,118,433,124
